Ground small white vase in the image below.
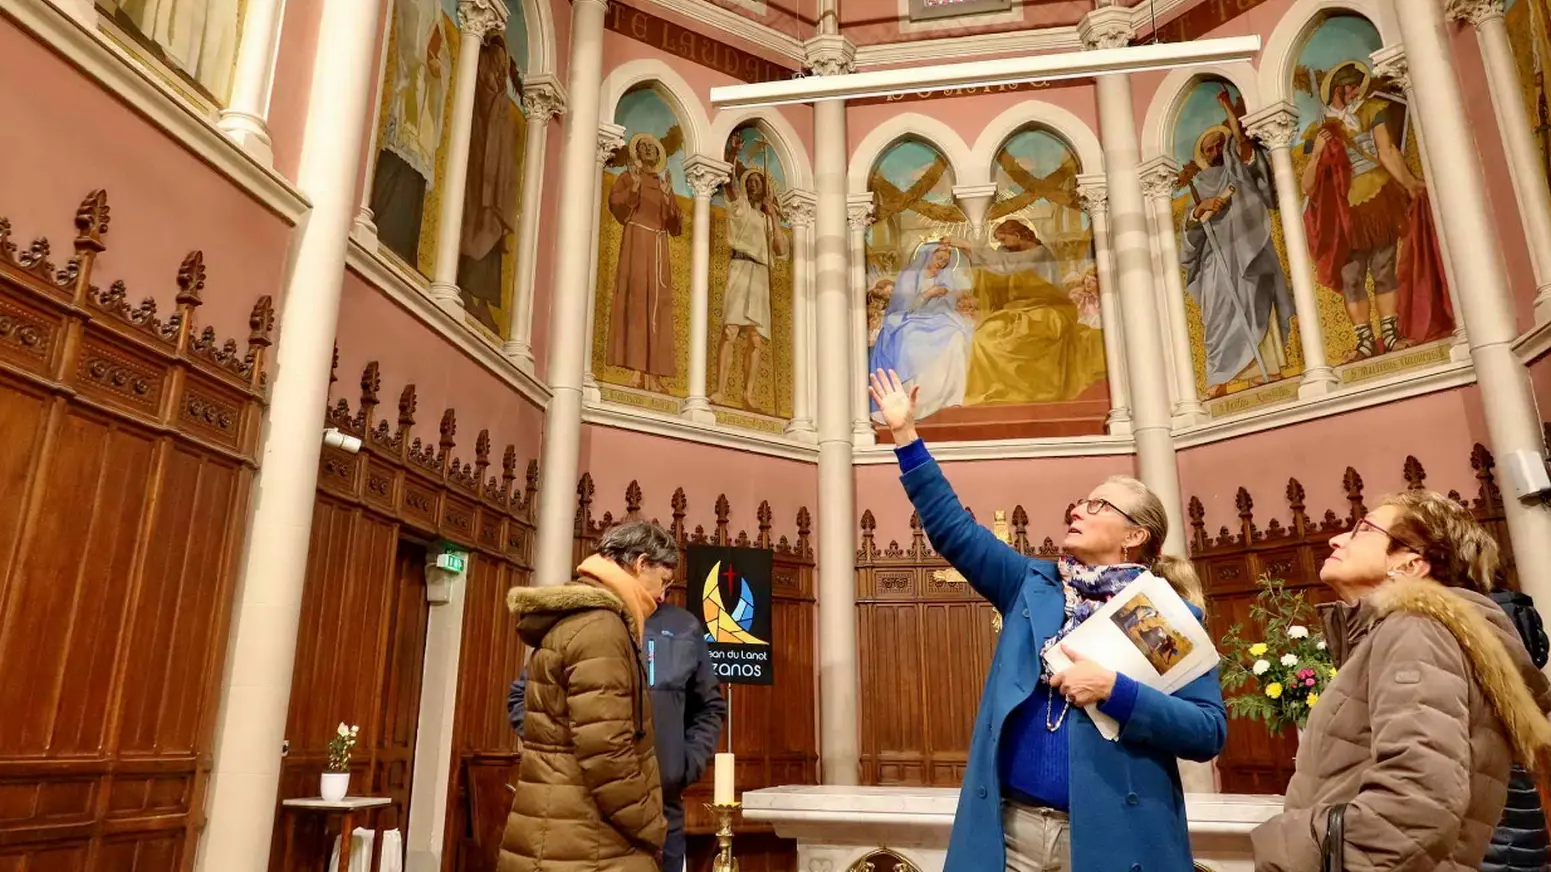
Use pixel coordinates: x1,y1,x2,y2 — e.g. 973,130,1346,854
320,771,349,802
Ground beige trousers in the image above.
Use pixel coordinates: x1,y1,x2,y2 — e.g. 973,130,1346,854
1002,801,1071,872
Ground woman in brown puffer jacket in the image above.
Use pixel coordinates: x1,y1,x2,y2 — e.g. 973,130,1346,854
500,521,675,872
1253,492,1551,872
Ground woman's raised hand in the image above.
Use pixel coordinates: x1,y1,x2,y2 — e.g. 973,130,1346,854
867,368,919,444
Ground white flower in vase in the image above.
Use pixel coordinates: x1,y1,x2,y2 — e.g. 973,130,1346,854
1252,659,1271,676
1288,625,1309,639
1280,653,1298,667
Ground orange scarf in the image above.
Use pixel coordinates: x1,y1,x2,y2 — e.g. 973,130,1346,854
576,554,656,641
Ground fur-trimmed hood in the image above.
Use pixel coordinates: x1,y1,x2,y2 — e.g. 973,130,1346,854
507,582,638,648
1325,579,1551,768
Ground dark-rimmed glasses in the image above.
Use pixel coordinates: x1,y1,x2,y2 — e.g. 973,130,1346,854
1066,498,1139,526
1352,517,1418,553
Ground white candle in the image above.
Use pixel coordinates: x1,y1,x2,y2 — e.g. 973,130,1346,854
714,752,736,805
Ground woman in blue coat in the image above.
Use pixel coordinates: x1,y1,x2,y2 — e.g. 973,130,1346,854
868,369,1227,872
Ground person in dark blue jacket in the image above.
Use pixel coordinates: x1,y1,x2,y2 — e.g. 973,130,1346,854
868,368,1227,872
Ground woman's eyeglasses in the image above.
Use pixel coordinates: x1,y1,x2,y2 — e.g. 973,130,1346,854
1066,498,1139,526
1352,517,1419,553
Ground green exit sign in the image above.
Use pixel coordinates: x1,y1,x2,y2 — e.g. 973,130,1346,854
434,552,466,574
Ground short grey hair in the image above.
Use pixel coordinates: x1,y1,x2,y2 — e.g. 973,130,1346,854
597,521,679,569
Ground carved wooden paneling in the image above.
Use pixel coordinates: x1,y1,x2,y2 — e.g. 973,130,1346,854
1187,450,1515,794
0,192,269,869
854,508,1045,786
279,362,539,872
572,483,816,866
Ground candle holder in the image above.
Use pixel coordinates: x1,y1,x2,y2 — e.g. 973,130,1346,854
703,801,741,872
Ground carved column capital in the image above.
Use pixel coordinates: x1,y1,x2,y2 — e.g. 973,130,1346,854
1076,175,1109,218
1446,0,1505,27
457,0,509,38
1077,5,1134,50
596,122,627,168
846,195,875,231
804,34,856,77
684,155,732,199
1370,44,1410,92
1243,102,1301,151
520,76,567,124
781,189,818,227
1138,157,1181,202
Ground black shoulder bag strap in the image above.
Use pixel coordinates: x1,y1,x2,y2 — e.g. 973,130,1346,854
1322,804,1348,872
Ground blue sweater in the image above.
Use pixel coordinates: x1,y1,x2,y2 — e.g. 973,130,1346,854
895,439,1139,811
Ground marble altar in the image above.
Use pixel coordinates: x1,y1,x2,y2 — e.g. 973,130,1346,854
742,786,1282,872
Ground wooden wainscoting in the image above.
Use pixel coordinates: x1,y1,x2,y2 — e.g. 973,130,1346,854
1189,448,1515,794
274,362,538,872
854,508,1057,786
573,477,816,872
0,192,271,870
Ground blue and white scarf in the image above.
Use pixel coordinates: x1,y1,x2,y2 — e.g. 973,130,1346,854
1039,556,1146,677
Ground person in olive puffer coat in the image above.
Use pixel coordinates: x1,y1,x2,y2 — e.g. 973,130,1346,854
500,522,674,872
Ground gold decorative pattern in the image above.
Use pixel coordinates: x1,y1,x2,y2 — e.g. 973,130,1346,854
181,390,238,435
0,297,53,362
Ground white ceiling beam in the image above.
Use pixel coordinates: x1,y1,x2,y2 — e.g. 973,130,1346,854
709,35,1261,108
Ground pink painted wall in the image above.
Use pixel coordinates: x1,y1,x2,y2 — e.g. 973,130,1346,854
1450,22,1539,333
334,270,545,463
845,79,1099,169
855,454,1134,550
840,0,1090,46
0,18,291,340
1178,387,1490,538
704,0,810,39
598,28,813,142
267,0,326,184
580,425,818,542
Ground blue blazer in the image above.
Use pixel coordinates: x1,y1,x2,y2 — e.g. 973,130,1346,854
902,457,1227,872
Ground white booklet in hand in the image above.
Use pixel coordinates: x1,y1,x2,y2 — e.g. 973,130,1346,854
1041,571,1219,740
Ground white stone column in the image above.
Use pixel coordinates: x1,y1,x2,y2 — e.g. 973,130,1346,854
196,0,381,868
428,0,509,313
846,194,876,447
1449,0,1551,323
1139,157,1207,424
532,0,610,590
216,0,288,166
1397,0,1551,632
1243,102,1338,396
683,155,733,424
953,183,999,240
581,123,627,404
1079,6,1186,550
807,32,860,786
403,556,469,872
502,77,567,371
1077,176,1132,436
351,4,396,247
1371,45,1471,360
783,189,819,441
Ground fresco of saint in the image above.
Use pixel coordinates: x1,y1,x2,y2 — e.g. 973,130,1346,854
97,0,239,101
713,129,790,412
607,132,684,393
1294,15,1453,361
456,28,525,337
868,241,977,420
862,132,1108,438
369,0,455,272
1174,81,1294,398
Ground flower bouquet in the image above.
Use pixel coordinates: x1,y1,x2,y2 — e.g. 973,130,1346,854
1219,576,1337,734
321,723,359,802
